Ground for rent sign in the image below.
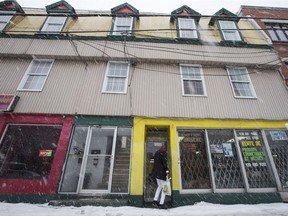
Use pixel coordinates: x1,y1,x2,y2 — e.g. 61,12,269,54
0,95,19,111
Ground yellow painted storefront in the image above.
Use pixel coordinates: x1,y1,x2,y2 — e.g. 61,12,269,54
130,117,287,197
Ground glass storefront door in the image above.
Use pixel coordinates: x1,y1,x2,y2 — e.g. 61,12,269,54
79,127,116,192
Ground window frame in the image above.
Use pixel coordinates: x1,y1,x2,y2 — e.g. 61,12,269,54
265,22,288,41
178,17,198,39
40,16,67,33
0,11,15,32
17,59,54,92
180,64,207,97
218,20,242,42
226,67,256,99
112,16,134,36
102,61,130,94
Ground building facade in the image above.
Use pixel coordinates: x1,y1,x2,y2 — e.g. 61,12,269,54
0,1,288,207
239,6,288,87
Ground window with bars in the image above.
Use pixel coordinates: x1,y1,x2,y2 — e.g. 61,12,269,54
265,22,288,41
112,17,133,36
180,64,206,96
227,67,256,98
178,18,198,39
102,62,130,93
41,16,67,33
219,20,242,41
0,11,15,31
17,59,54,91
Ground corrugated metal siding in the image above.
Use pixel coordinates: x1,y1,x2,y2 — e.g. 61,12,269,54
0,43,286,120
0,38,279,66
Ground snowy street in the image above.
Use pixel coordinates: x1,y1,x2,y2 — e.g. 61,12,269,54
1,202,288,216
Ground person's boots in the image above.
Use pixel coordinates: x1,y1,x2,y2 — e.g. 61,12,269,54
152,200,159,208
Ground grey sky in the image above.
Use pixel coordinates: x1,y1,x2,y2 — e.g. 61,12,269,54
16,0,288,14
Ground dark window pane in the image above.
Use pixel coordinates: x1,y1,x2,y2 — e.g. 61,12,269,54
208,129,244,189
236,130,276,188
183,80,204,95
0,125,62,179
178,129,211,189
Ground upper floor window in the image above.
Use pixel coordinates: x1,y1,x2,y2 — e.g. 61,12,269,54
0,11,14,31
102,62,130,94
227,67,256,98
178,18,197,39
265,23,288,41
110,3,139,36
112,16,133,36
219,20,241,41
17,59,54,91
180,64,206,96
41,16,66,33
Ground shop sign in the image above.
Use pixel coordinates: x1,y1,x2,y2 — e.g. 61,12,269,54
39,150,53,157
0,94,20,112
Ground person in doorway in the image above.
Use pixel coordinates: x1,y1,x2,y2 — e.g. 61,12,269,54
152,145,169,209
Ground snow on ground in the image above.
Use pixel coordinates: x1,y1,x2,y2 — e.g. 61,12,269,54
1,202,288,216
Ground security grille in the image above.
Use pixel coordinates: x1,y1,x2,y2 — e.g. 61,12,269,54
237,130,276,188
179,129,211,189
265,130,288,189
208,129,244,189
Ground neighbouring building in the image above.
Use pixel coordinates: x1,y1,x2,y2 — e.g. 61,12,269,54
0,1,288,207
239,5,288,87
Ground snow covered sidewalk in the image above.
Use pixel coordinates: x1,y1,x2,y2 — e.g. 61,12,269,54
1,201,288,216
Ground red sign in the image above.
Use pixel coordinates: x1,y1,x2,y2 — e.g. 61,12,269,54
0,95,19,111
39,150,53,157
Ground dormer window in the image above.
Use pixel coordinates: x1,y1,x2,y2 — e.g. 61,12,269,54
171,5,201,39
209,8,243,42
113,16,133,36
41,0,76,33
0,0,24,32
41,16,66,33
178,18,197,38
111,3,139,36
219,20,241,41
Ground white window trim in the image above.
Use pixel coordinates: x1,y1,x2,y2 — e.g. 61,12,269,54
178,18,198,39
219,20,242,41
180,64,207,97
112,16,134,36
102,61,130,94
17,59,54,92
0,11,15,31
41,16,67,33
226,66,257,99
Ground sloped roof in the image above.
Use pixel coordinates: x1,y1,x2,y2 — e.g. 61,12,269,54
171,5,201,22
209,8,240,25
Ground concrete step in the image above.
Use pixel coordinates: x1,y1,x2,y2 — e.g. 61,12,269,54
49,198,128,207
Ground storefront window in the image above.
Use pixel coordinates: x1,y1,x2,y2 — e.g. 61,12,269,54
236,130,276,188
60,126,88,192
208,129,244,189
265,130,288,189
60,126,132,194
0,125,62,179
178,129,211,189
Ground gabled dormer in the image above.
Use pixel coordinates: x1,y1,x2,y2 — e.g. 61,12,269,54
111,3,139,36
0,0,24,32
171,5,201,39
46,0,76,15
41,0,76,33
209,8,243,43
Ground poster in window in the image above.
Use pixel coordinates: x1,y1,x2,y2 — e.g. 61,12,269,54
223,143,233,157
270,131,288,141
210,144,223,154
